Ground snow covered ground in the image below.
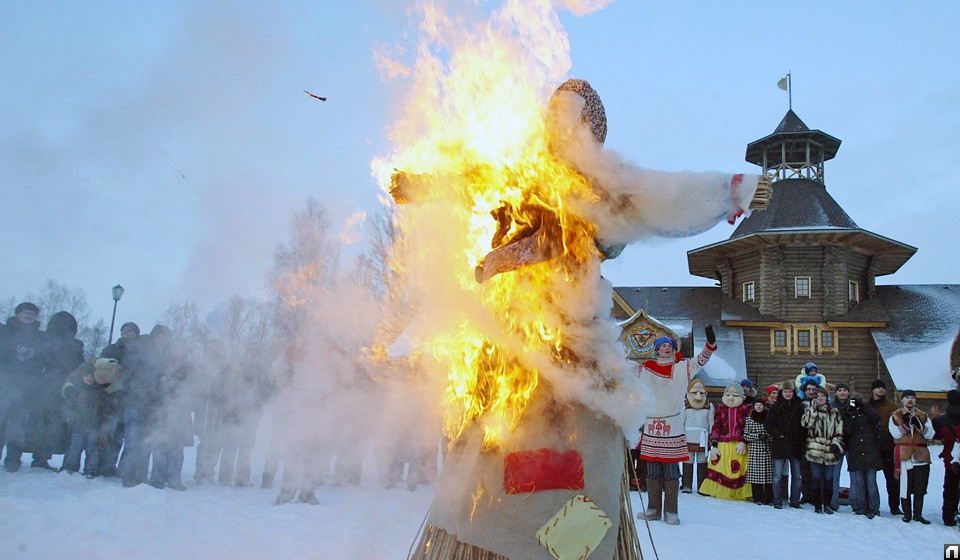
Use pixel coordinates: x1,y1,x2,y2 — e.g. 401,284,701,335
1,433,956,559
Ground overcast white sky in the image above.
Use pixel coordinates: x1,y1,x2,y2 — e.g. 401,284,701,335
2,1,958,331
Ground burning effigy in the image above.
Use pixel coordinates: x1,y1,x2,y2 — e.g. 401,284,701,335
372,3,769,559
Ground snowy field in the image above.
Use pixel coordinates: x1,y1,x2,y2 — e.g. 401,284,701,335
1,417,956,560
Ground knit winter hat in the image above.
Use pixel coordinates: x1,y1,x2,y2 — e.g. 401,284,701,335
14,301,39,315
871,379,887,390
800,375,821,390
653,336,678,352
120,322,140,336
900,389,917,399
766,384,780,395
804,362,818,374
740,378,754,389
835,382,850,391
948,390,960,405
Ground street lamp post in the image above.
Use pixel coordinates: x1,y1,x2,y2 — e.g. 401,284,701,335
108,284,125,344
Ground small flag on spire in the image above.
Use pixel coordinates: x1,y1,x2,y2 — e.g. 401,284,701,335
777,76,788,91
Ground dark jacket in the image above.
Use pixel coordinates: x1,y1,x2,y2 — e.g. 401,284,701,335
0,316,45,379
867,395,898,453
933,404,960,467
119,334,165,414
61,378,105,432
765,394,806,460
100,337,136,364
842,405,882,471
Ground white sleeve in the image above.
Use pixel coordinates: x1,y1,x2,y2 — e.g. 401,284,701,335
559,142,760,246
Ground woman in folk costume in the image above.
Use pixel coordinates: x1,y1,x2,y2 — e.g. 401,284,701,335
744,399,773,504
700,382,752,500
682,378,714,494
637,326,717,525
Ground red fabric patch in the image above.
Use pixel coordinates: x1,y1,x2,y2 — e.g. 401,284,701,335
730,459,741,473
503,449,584,494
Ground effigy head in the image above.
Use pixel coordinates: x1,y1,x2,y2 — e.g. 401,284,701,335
686,378,708,410
547,79,607,146
721,382,744,408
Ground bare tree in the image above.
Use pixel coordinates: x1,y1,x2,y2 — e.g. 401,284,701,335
161,302,208,352
32,279,91,326
80,318,109,358
269,197,342,337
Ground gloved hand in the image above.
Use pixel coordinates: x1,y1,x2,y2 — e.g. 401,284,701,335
705,324,716,346
735,442,747,455
830,443,842,455
709,447,720,464
911,416,925,431
97,434,109,451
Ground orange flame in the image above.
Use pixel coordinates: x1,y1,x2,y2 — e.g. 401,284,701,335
374,1,601,448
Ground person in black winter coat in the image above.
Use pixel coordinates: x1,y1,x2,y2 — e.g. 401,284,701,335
842,393,882,518
933,389,960,526
33,311,85,468
97,321,140,477
765,381,806,509
118,325,171,487
0,302,46,472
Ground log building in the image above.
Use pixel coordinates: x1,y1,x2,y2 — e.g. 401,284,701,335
614,110,960,408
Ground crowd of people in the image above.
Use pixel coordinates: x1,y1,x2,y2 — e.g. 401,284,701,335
4,300,960,526
0,300,439,506
674,361,959,526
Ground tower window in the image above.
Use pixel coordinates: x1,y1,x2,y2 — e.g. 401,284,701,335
795,277,811,298
848,281,860,303
742,281,755,302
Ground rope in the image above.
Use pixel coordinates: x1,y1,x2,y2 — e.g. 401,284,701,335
624,439,660,560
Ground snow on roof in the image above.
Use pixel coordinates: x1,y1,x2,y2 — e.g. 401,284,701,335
881,339,956,392
873,284,960,391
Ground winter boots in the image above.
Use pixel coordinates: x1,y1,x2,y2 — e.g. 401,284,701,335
663,479,680,525
913,495,931,524
681,462,707,494
261,471,275,489
639,478,662,521
681,463,693,494
901,498,912,522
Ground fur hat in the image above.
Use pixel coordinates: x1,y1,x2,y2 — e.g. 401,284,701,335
779,381,795,392
871,379,887,390
900,389,917,399
804,362,818,374
14,301,39,315
93,358,121,385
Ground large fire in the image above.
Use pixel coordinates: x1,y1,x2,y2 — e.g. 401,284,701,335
372,1,603,448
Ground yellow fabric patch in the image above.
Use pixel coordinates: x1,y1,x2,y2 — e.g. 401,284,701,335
535,494,612,560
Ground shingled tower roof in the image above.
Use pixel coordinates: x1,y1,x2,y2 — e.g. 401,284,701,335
687,109,916,279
